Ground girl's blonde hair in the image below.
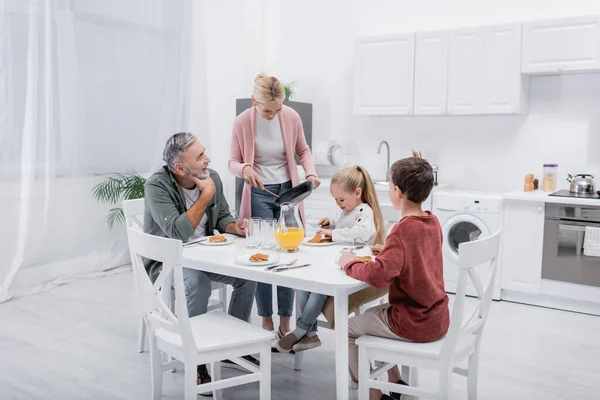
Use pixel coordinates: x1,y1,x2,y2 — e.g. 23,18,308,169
253,73,285,103
331,165,386,246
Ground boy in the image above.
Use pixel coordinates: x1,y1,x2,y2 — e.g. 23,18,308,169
338,157,450,400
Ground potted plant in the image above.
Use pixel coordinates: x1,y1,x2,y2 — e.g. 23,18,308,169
92,171,146,229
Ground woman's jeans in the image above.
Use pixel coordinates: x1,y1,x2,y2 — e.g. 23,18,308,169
251,181,294,318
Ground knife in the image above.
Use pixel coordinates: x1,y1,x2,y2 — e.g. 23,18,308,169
272,264,311,272
183,238,208,247
264,263,286,271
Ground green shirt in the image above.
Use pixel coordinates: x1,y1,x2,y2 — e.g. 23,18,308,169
143,166,236,281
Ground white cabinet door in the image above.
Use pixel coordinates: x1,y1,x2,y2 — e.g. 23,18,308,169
501,201,545,293
483,24,528,114
354,34,415,115
447,28,484,114
414,31,448,115
522,16,600,73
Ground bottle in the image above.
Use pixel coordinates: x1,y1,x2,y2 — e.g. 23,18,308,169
542,164,558,192
524,174,534,192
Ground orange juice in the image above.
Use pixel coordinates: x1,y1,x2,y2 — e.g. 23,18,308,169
275,227,305,251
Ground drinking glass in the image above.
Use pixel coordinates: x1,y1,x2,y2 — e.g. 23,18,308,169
245,218,262,249
261,218,277,250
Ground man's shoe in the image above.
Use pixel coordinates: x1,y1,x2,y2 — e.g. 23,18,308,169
197,364,213,397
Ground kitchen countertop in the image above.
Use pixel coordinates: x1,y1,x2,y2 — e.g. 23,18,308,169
504,190,600,206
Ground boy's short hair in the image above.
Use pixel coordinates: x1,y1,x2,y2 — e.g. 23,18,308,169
390,157,434,204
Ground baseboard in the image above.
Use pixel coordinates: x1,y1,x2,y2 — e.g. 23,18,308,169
502,289,600,316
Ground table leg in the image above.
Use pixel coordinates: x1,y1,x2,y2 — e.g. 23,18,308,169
334,289,349,400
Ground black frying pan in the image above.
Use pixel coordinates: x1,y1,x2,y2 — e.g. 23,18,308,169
275,180,313,206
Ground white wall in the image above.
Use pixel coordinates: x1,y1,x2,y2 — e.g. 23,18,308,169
255,0,600,192
197,1,266,206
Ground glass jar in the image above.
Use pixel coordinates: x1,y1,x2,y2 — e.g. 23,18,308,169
542,164,558,192
275,202,305,252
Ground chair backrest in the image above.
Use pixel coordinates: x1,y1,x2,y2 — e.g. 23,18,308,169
440,230,502,361
126,227,196,360
123,198,145,230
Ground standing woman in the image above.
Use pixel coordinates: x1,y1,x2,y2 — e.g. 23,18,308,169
229,73,320,338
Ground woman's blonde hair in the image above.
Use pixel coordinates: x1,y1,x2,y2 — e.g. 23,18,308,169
253,73,285,103
331,166,386,246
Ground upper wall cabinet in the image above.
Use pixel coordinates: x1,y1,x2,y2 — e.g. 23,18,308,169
414,31,449,115
447,28,484,114
482,24,528,114
522,16,600,74
354,34,415,115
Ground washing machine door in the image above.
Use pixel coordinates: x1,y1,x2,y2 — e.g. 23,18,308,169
442,214,490,263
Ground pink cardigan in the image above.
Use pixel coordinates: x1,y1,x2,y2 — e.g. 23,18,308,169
229,105,318,220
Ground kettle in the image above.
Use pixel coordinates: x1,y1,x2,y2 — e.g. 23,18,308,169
567,174,595,194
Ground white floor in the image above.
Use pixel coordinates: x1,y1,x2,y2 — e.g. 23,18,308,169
1,272,599,400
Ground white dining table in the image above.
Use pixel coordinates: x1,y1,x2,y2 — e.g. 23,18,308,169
182,236,369,400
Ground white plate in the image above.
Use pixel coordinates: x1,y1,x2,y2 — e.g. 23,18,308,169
199,235,235,246
302,237,336,247
234,253,280,267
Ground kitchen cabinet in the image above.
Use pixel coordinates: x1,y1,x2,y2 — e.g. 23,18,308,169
447,25,526,115
522,16,600,74
414,31,448,115
501,200,545,293
354,34,415,115
482,24,528,114
446,28,484,114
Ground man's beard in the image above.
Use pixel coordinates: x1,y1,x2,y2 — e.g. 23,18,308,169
183,164,209,180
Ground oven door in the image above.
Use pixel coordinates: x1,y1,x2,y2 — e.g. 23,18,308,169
542,218,600,287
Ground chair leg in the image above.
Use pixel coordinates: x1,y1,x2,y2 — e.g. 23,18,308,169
219,285,227,312
211,362,222,400
184,362,197,400
358,346,369,400
401,365,410,386
438,369,452,400
467,351,480,400
259,343,271,400
149,335,162,400
137,316,146,353
294,295,303,371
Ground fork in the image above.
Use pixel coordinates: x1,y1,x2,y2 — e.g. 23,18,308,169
264,258,298,271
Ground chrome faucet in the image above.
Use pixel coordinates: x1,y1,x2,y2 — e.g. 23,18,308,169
377,140,390,182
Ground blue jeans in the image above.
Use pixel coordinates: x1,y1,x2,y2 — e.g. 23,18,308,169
296,290,328,332
251,181,294,317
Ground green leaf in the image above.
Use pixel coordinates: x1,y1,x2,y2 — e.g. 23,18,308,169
93,171,146,228
107,207,125,230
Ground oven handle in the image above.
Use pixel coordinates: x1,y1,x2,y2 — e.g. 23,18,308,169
558,220,600,229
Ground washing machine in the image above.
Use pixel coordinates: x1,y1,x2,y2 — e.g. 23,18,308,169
433,191,504,300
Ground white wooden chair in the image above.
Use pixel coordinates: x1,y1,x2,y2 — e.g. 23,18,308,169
356,230,502,400
123,198,227,353
127,227,273,400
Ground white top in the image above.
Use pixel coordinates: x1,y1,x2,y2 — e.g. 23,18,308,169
180,185,208,240
329,203,377,245
254,110,290,184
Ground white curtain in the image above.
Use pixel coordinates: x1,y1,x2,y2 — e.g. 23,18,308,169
0,0,194,302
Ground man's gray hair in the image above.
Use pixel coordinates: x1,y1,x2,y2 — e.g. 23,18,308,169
163,132,197,172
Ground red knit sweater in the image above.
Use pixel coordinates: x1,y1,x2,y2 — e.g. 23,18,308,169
344,212,450,342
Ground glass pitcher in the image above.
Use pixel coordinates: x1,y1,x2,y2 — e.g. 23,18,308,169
275,202,305,252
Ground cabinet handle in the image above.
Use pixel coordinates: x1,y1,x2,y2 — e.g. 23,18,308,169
538,206,543,213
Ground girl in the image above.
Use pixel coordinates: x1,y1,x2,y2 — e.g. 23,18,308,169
275,165,387,353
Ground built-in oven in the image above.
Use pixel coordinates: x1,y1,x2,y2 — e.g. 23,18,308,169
542,203,600,287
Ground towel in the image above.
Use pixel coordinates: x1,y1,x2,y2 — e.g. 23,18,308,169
583,226,600,257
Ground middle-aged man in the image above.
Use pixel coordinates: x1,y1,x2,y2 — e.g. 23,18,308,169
143,132,258,390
